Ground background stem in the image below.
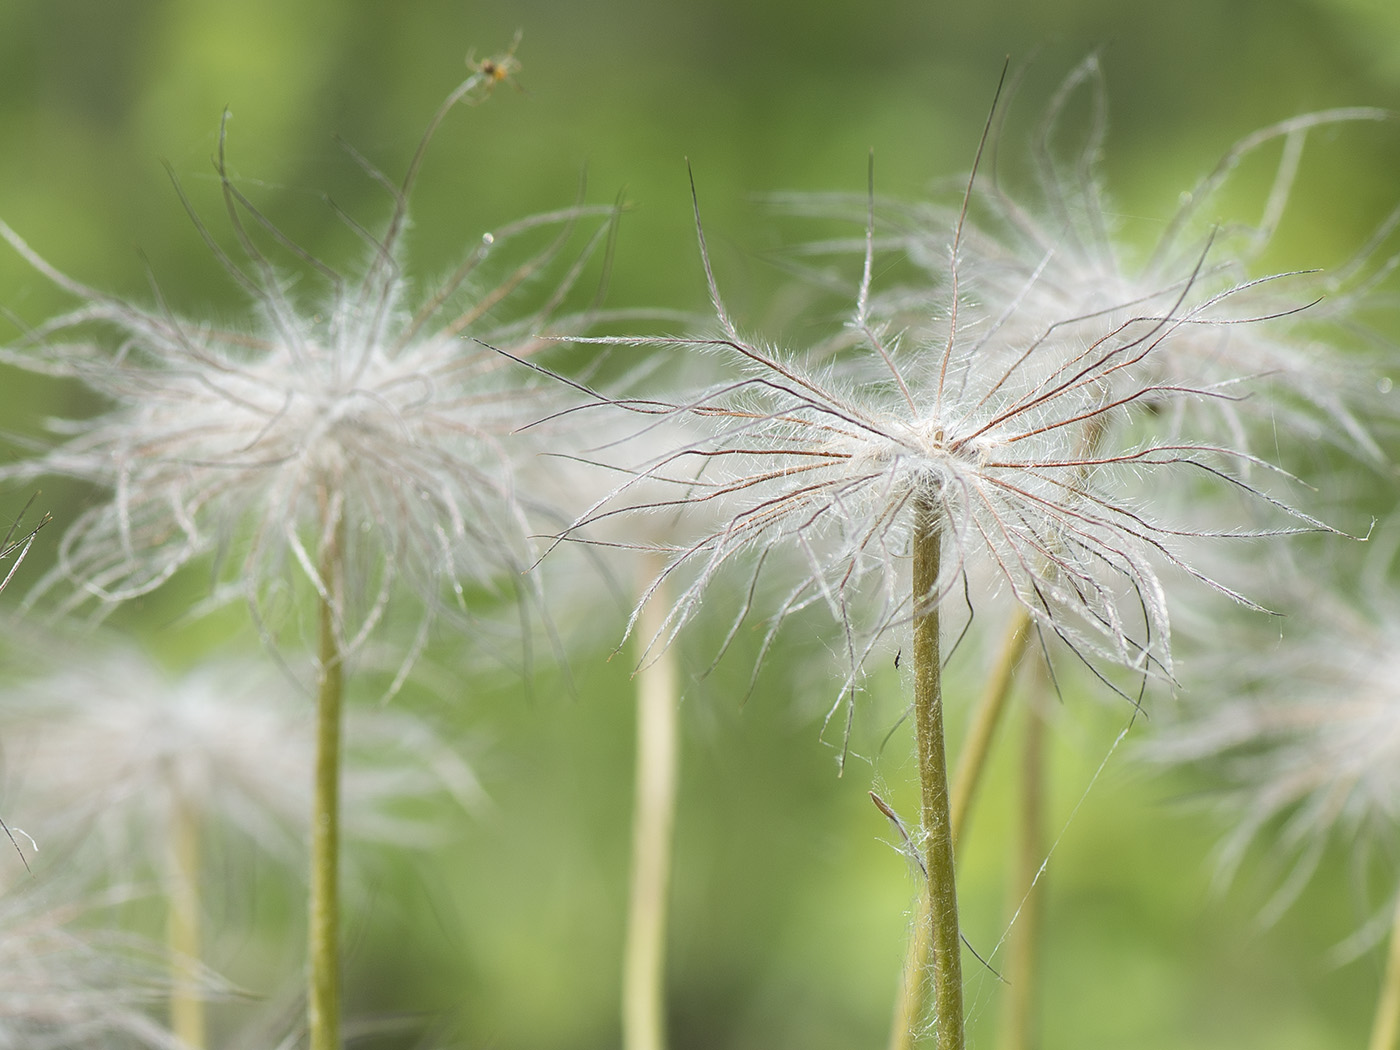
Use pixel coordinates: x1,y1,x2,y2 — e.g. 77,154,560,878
950,606,1032,838
310,516,345,1050
911,499,963,1050
623,558,680,1050
1000,692,1047,1050
1369,894,1400,1050
889,897,932,1050
168,794,205,1048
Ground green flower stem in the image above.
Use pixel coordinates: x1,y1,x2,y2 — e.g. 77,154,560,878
623,559,680,1050
168,794,204,1048
1369,894,1400,1050
1000,695,1047,1050
310,515,345,1050
910,498,963,1050
891,415,1105,1050
950,606,1032,839
889,605,1029,1050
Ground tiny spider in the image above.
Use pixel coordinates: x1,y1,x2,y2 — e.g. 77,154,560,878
468,31,523,95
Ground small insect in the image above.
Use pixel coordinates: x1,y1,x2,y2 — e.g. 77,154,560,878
894,648,901,669
468,30,523,95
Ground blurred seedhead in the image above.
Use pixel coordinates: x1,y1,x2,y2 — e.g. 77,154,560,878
0,633,486,882
0,66,619,686
781,56,1391,466
0,874,199,1050
525,391,738,657
1145,573,1400,940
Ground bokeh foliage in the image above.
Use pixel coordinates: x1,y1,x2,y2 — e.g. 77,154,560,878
2,1,1399,1047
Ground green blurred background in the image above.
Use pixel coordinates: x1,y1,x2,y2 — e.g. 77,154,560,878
2,1,1400,1048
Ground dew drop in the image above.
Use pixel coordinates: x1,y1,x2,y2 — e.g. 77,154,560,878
481,232,495,246
1379,376,1393,394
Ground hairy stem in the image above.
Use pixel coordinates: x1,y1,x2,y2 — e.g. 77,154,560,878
910,498,963,1050
1000,694,1047,1050
623,559,680,1050
168,794,204,1048
309,514,345,1050
892,416,1102,1050
890,604,1028,1050
1369,893,1400,1050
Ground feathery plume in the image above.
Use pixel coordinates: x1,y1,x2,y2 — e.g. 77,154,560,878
0,89,614,672
0,52,610,1050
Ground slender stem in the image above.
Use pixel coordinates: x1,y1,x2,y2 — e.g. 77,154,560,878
1369,893,1400,1050
168,793,205,1048
309,514,345,1050
950,606,1032,840
623,557,680,1050
1000,694,1047,1050
892,415,1107,1049
889,892,933,1050
890,604,1029,1050
910,498,963,1050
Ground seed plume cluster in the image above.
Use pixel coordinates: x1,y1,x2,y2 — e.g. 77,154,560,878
0,99,613,665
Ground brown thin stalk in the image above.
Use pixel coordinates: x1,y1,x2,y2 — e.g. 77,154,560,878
1369,894,1400,1050
168,794,205,1048
309,511,345,1050
623,557,680,1050
908,497,963,1050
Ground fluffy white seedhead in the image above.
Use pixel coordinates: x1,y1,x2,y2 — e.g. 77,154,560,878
561,81,1337,745
0,635,485,876
1147,588,1400,926
523,399,731,641
0,77,615,668
787,58,1387,463
889,56,1388,459
0,877,189,1050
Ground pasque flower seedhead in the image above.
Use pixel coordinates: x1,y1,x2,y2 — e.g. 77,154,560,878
0,80,616,667
1148,584,1400,924
882,57,1389,458
0,636,485,875
560,86,1335,746
0,876,193,1050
